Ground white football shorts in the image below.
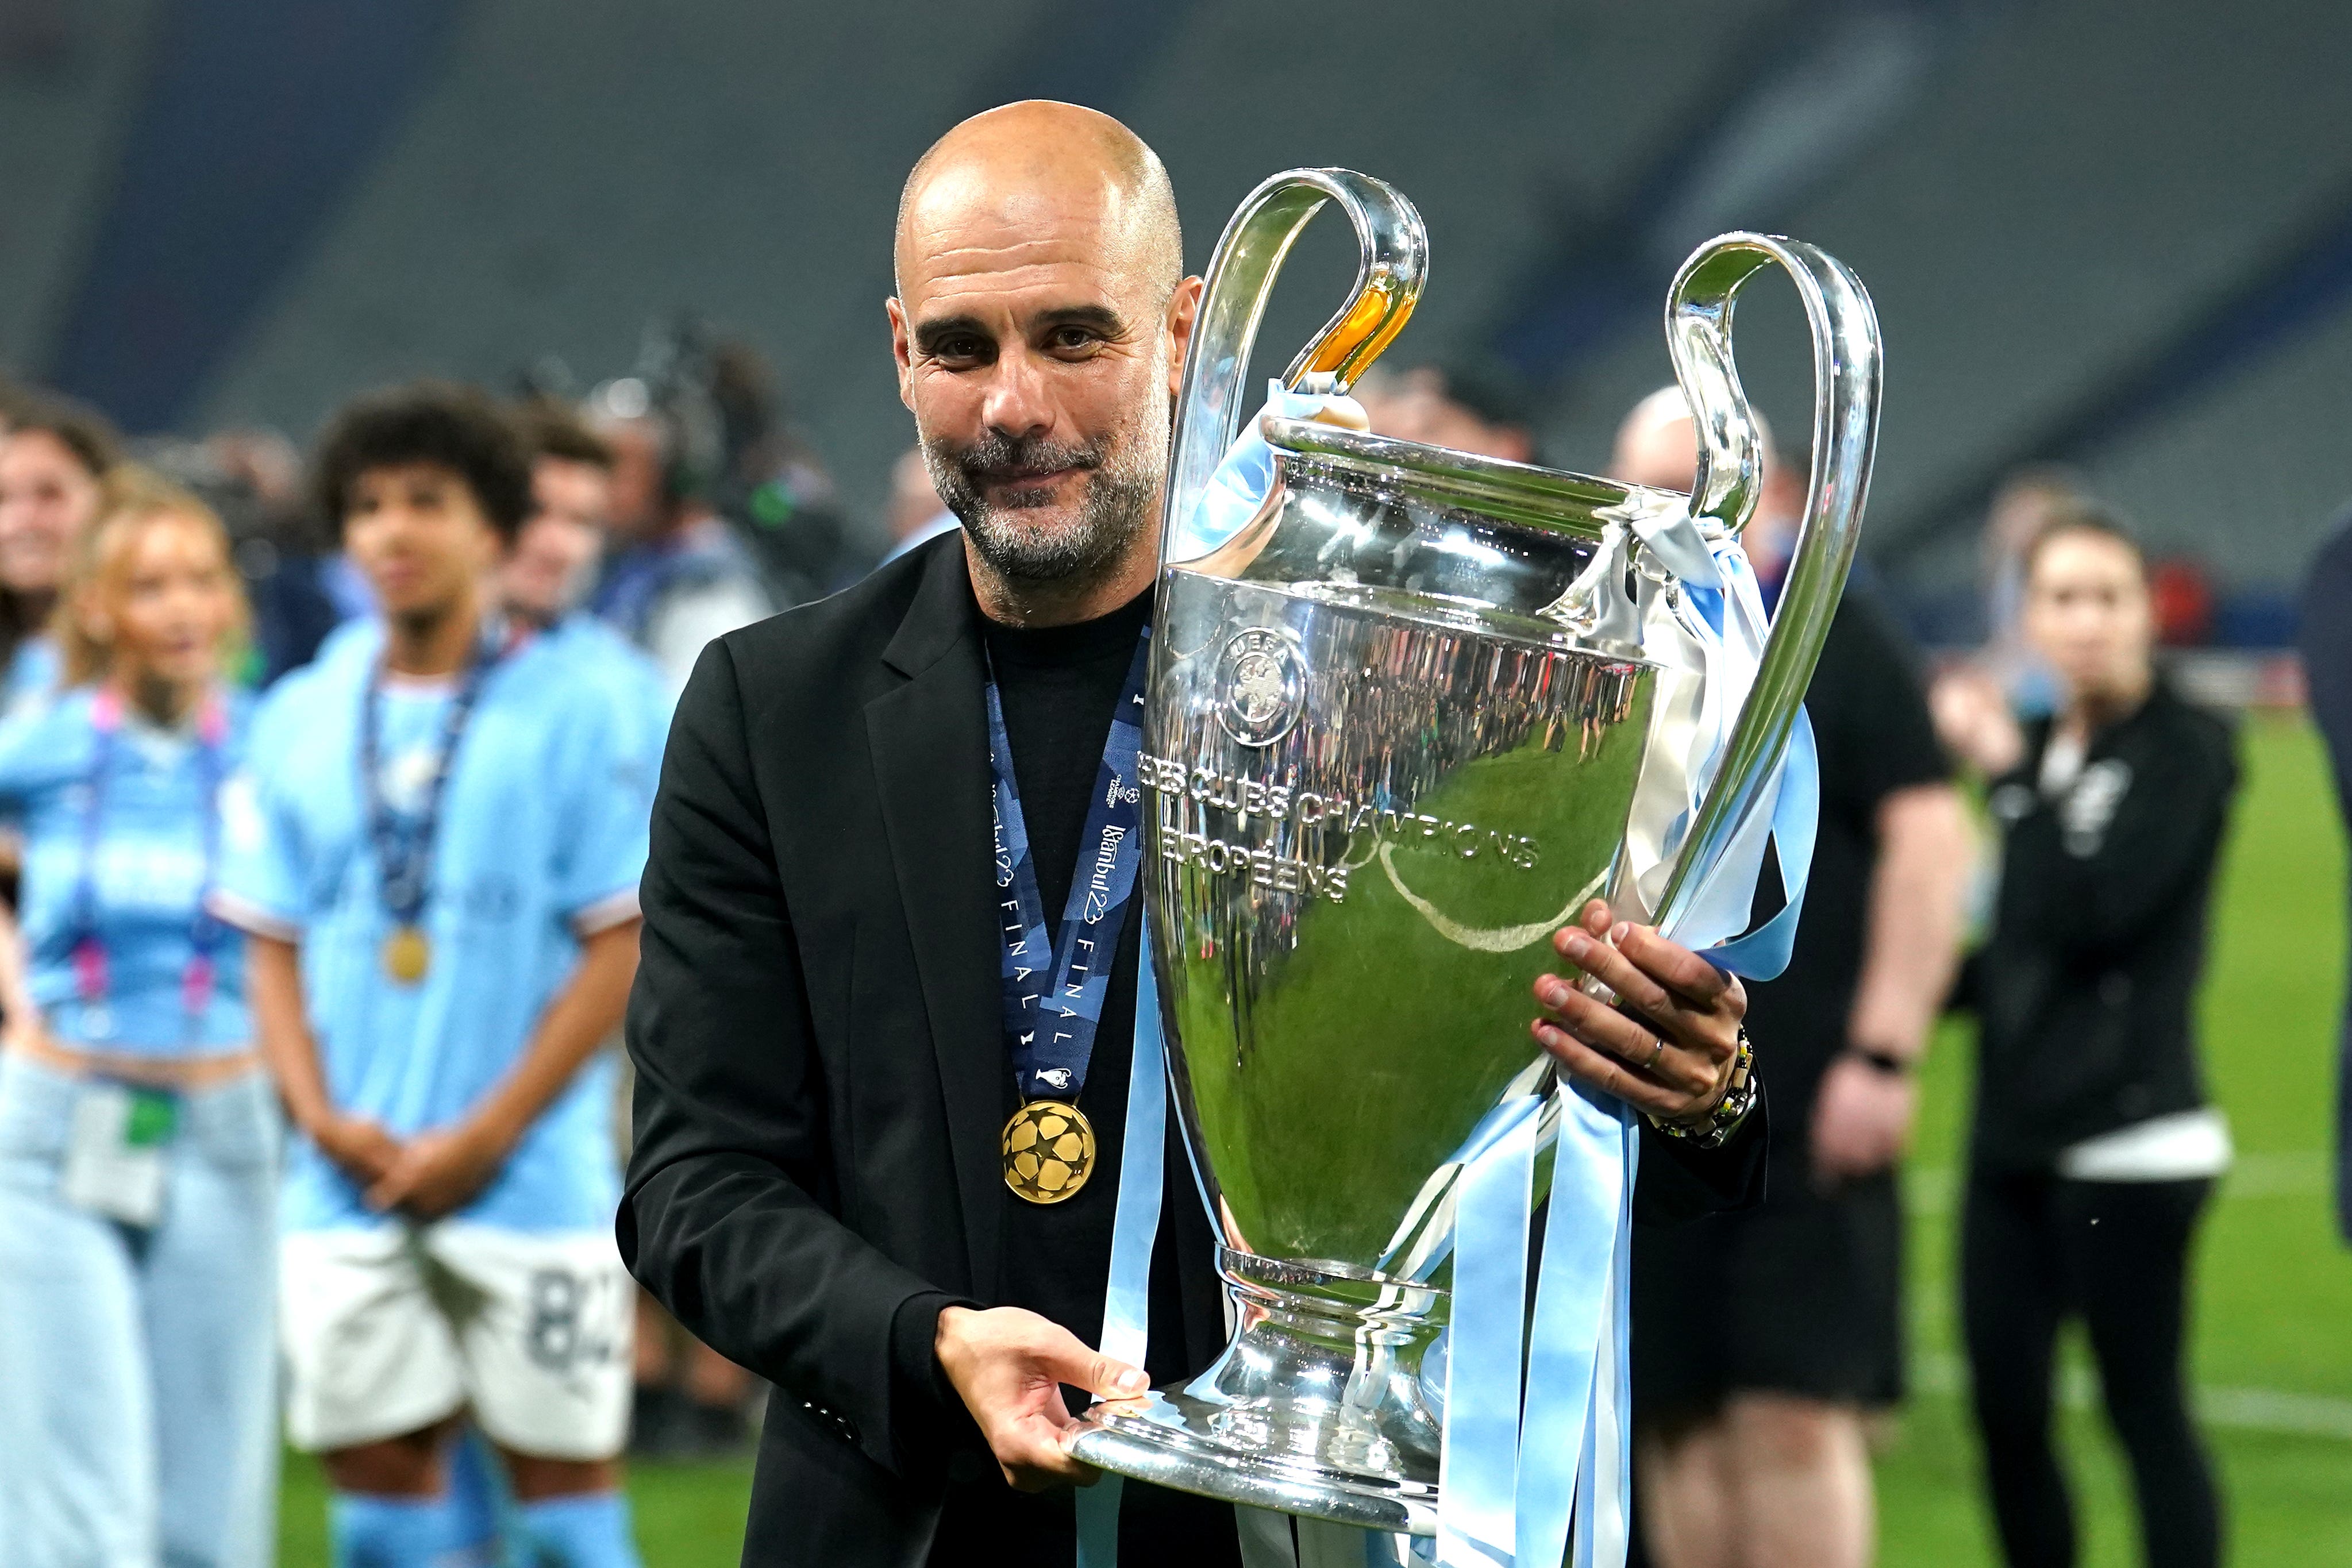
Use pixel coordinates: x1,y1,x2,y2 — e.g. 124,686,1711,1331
279,1222,633,1458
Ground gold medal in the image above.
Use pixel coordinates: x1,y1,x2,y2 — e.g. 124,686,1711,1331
1001,1100,1096,1204
382,925,432,985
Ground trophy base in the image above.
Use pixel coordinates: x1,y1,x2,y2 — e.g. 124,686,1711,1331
1071,1389,1436,1535
1068,1248,1443,1536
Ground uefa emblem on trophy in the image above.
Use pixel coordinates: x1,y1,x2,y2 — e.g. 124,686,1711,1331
1214,627,1308,747
1071,167,1882,1544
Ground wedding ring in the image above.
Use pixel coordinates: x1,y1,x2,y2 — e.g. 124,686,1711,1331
1646,1036,1667,1074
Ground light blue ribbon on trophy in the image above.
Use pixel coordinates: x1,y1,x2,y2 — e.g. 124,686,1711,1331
1623,501,1820,982
1076,926,1171,1568
1434,1091,1542,1565
1412,1080,1638,1568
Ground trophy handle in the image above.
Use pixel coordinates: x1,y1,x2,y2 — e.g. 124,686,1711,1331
1160,168,1428,571
1646,233,1883,939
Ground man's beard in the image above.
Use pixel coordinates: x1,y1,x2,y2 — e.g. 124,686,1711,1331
921,402,1164,587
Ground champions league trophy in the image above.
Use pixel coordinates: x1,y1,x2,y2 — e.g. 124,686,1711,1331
1069,169,1881,1544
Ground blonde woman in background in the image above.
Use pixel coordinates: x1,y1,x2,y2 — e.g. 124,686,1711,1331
0,467,276,1568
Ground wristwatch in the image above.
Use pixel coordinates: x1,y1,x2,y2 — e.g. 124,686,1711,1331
1646,1028,1757,1150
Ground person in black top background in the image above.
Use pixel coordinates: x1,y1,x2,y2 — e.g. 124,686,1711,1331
1609,392,1974,1568
1953,503,2236,1568
620,103,1774,1567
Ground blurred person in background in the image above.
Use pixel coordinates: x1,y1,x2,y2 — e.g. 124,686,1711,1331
880,444,957,563
211,384,652,1568
506,400,618,632
0,468,274,1568
1612,388,1973,1568
2296,503,2352,1245
143,426,345,684
705,336,867,600
1930,468,2092,772
0,395,120,718
506,399,752,1457
508,400,673,779
1978,467,2084,713
1360,358,1542,463
1960,503,2232,1568
587,374,773,695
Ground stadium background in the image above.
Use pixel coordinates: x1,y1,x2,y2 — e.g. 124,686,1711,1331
3,1,2349,1562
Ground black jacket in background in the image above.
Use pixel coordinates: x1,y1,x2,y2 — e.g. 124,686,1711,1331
618,536,1769,1566
1969,680,2238,1170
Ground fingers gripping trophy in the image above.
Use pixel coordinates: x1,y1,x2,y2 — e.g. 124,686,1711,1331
1068,169,1882,1565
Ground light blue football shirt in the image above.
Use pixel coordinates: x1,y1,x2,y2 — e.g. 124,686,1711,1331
215,629,652,1234
0,685,251,1054
314,611,672,814
0,635,61,722
548,612,675,808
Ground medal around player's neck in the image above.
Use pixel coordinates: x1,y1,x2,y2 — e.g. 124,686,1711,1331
361,621,516,988
382,925,432,985
984,629,1151,1205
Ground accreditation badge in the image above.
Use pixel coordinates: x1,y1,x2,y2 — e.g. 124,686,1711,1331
60,1081,178,1226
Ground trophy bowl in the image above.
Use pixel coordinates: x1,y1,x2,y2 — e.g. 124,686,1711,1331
1070,168,1880,1536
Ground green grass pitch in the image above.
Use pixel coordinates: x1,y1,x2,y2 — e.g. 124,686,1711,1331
274,714,2352,1564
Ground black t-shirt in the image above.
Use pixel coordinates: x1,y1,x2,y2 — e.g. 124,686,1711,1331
931,588,1241,1566
1741,588,1949,1176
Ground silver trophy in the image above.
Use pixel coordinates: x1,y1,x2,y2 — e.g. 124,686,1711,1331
1069,169,1881,1534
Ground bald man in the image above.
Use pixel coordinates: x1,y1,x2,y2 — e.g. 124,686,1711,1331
621,105,1762,1567
1611,392,1970,1568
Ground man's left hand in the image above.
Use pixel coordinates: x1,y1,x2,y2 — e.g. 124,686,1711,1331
1531,899,1746,1127
364,1119,514,1220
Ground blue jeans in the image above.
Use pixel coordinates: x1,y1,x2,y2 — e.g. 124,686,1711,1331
0,1054,281,1568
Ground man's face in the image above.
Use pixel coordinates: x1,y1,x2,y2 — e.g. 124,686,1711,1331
342,461,506,623
888,184,1198,585
502,457,610,623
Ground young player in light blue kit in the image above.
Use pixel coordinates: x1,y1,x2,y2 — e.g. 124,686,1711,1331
0,468,274,1568
215,384,652,1568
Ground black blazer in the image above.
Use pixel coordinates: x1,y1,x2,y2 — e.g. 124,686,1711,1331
620,536,1768,1566
1968,680,2238,1169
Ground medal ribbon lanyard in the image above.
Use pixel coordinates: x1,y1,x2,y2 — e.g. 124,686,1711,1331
360,626,514,966
70,687,231,1039
984,627,1153,1118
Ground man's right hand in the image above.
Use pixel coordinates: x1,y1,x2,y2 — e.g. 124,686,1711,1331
933,1304,1148,1492
311,1114,404,1191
